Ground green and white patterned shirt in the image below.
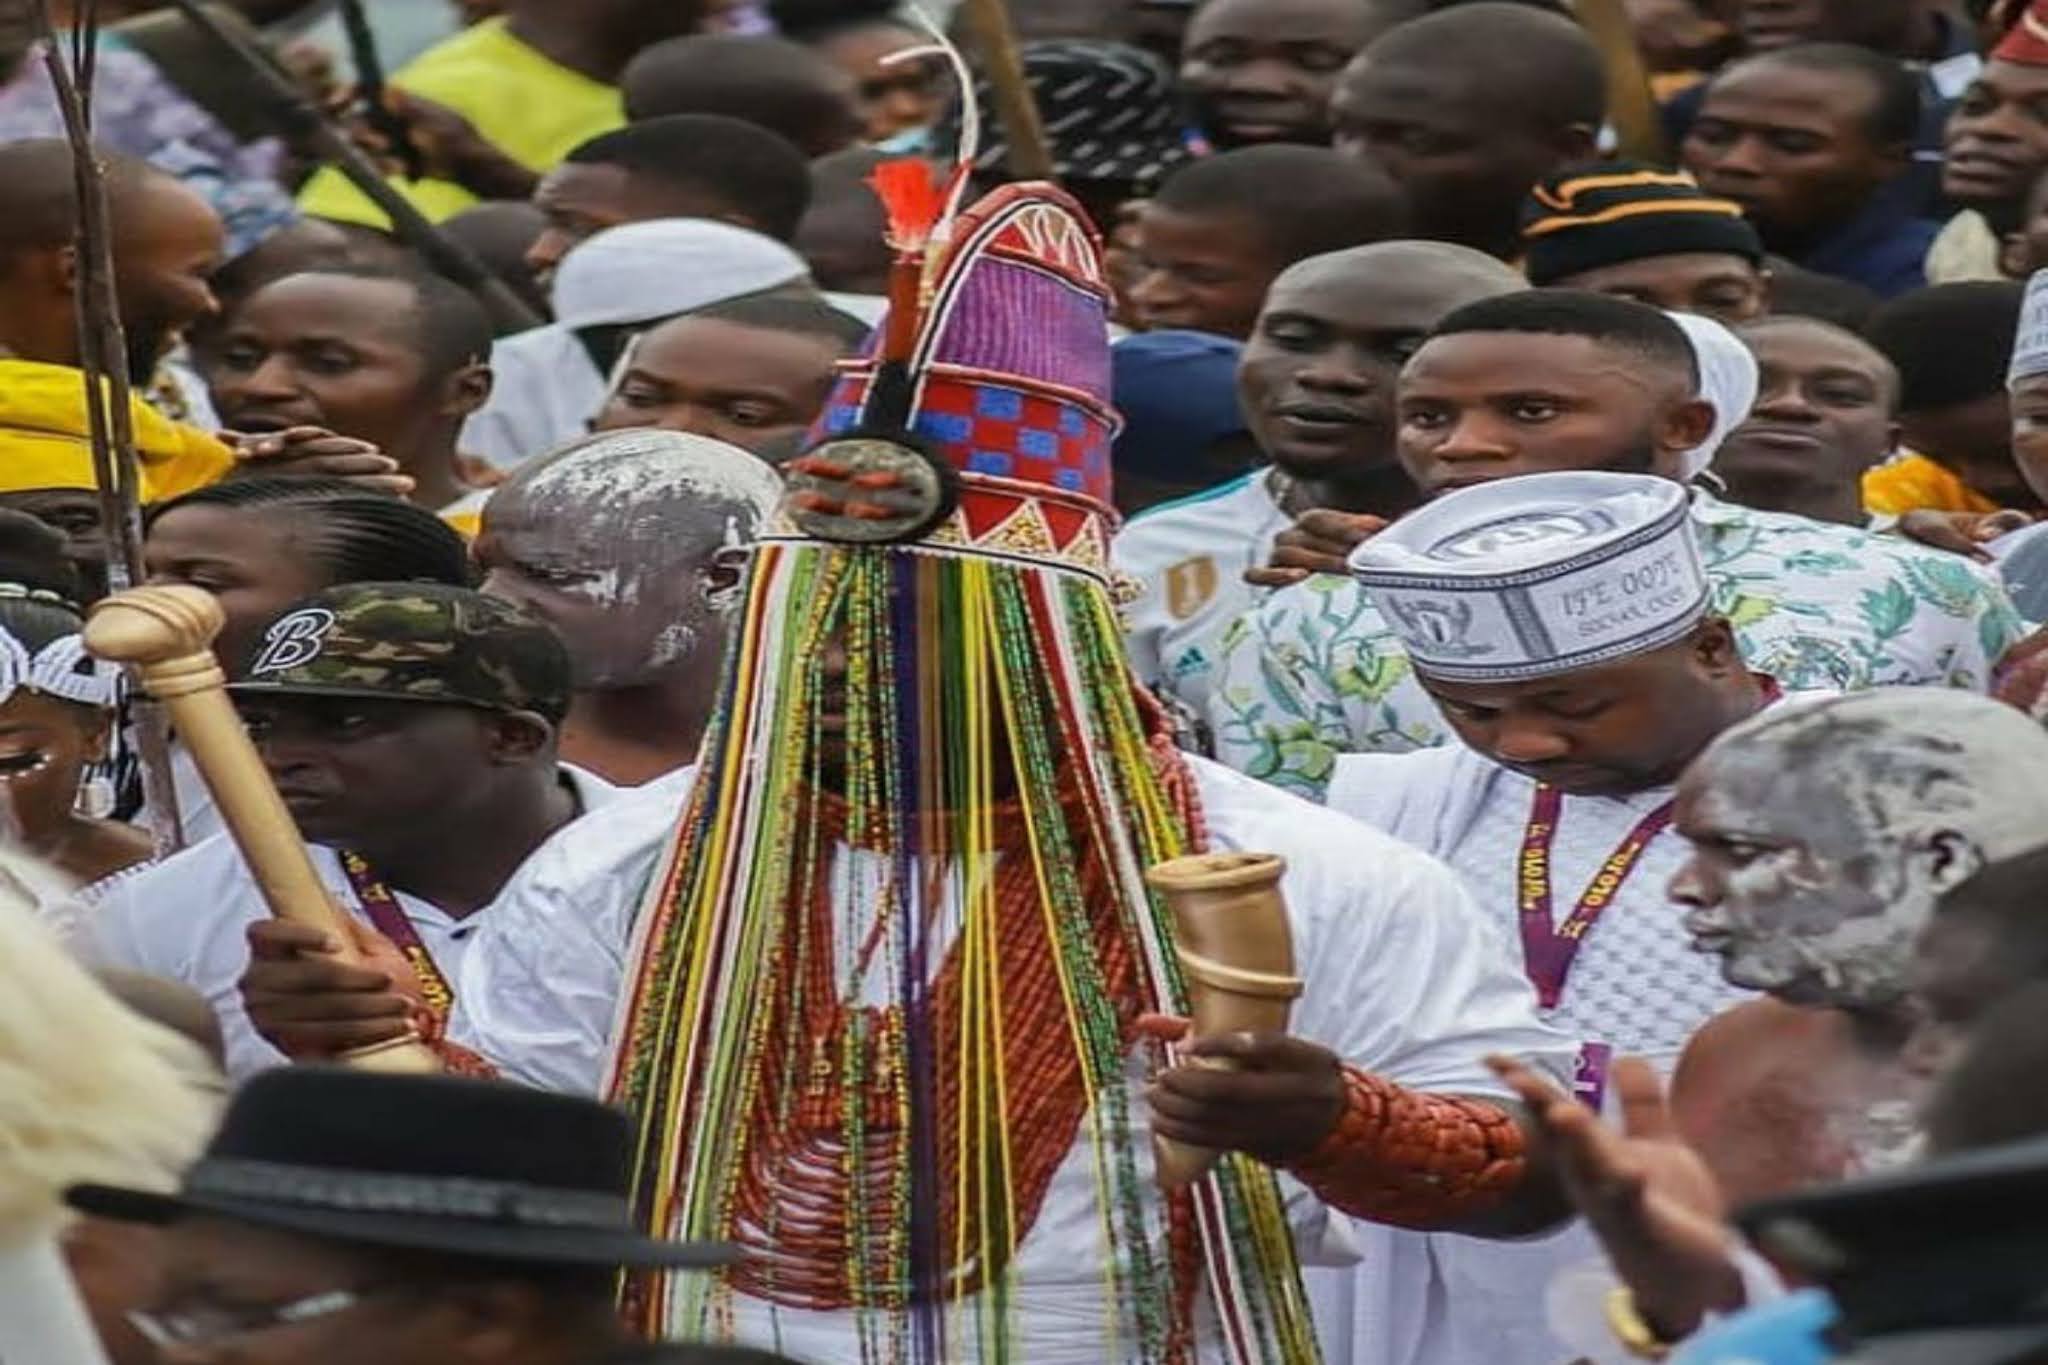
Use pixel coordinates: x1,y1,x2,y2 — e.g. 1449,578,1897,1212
1208,492,2029,800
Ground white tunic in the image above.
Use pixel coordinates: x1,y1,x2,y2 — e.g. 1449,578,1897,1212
453,756,1577,1364
1113,469,1291,716
1321,745,1755,1365
72,766,620,1081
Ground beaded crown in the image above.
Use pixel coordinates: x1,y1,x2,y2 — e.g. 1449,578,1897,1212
783,175,1122,578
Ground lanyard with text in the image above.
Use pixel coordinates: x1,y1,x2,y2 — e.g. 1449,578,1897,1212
339,850,455,1018
1517,785,1676,1011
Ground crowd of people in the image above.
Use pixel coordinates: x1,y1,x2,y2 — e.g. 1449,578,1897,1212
7,0,2048,1363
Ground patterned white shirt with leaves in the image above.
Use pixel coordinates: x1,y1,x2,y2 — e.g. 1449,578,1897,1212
1207,492,2028,801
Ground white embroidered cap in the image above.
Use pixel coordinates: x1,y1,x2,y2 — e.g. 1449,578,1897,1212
2011,268,2048,388
1348,471,1710,682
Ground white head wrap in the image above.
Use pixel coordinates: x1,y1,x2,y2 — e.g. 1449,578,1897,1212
1668,310,1760,481
550,219,810,330
1349,470,1710,682
2010,268,2048,389
0,587,119,711
463,220,816,468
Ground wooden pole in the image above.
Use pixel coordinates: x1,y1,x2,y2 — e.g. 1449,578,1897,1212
84,587,440,1074
958,0,1056,181
31,0,187,850
1574,0,1671,165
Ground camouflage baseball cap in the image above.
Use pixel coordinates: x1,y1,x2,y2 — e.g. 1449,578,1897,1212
229,583,572,722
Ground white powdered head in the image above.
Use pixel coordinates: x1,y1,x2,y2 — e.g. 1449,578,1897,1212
1349,470,1709,681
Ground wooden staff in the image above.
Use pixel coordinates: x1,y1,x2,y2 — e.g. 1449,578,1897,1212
1575,0,1671,165
84,586,440,1074
958,0,1056,181
30,0,187,850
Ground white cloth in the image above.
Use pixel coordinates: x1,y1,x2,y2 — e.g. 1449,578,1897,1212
461,220,811,469
1669,311,1760,480
1112,468,1292,714
454,756,1577,1364
71,765,620,1081
2014,268,2048,386
1321,744,1757,1365
1349,472,1708,683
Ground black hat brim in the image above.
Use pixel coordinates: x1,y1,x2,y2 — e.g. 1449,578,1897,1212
65,1183,732,1270
1845,1323,2048,1365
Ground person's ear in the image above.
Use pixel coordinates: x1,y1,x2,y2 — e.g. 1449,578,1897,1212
1919,829,1987,897
1691,616,1742,678
51,244,79,299
484,709,553,766
2001,230,2033,281
439,360,494,420
1553,123,1599,164
79,711,113,765
1657,396,1719,470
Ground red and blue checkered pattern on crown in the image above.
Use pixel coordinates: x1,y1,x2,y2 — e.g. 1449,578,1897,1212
809,183,1123,514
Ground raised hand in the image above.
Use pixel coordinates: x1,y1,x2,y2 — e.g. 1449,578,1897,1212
1488,1053,1745,1340
1245,510,1387,588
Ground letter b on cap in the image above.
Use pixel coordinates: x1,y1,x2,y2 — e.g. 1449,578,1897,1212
251,608,336,676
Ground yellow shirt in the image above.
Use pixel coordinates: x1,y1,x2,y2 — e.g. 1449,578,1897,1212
297,18,624,229
1862,451,2002,517
0,358,233,501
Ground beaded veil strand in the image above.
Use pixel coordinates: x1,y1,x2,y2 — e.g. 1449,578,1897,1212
602,172,1319,1363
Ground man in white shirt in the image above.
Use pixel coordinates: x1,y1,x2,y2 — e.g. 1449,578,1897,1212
1317,470,1770,1364
75,582,622,1080
1113,240,1525,719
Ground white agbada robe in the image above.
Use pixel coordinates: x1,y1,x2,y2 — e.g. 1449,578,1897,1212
1315,744,1757,1365
453,757,1578,1364
72,765,620,1081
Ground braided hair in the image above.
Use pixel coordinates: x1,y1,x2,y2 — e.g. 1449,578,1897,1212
146,477,476,589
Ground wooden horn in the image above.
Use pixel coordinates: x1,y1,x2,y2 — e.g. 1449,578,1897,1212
1145,852,1302,1189
85,587,439,1073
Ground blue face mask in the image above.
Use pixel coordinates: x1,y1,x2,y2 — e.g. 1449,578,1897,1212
1674,1290,1840,1365
873,126,934,155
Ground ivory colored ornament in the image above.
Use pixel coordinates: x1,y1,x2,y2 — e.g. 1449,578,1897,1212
84,586,437,1074
1144,852,1302,1189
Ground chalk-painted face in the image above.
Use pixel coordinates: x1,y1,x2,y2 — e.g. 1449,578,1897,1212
476,442,774,689
1668,744,1982,1011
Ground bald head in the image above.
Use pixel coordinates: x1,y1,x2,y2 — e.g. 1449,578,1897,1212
1673,689,2048,1011
1266,240,1525,313
1239,239,1525,505
479,429,784,689
0,139,224,375
1332,4,1605,256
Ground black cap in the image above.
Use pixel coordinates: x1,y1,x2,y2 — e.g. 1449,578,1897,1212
69,1068,730,1270
1522,160,1764,286
1737,1134,2048,1360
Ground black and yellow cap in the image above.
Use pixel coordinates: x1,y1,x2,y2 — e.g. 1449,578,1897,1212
1521,161,1763,286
